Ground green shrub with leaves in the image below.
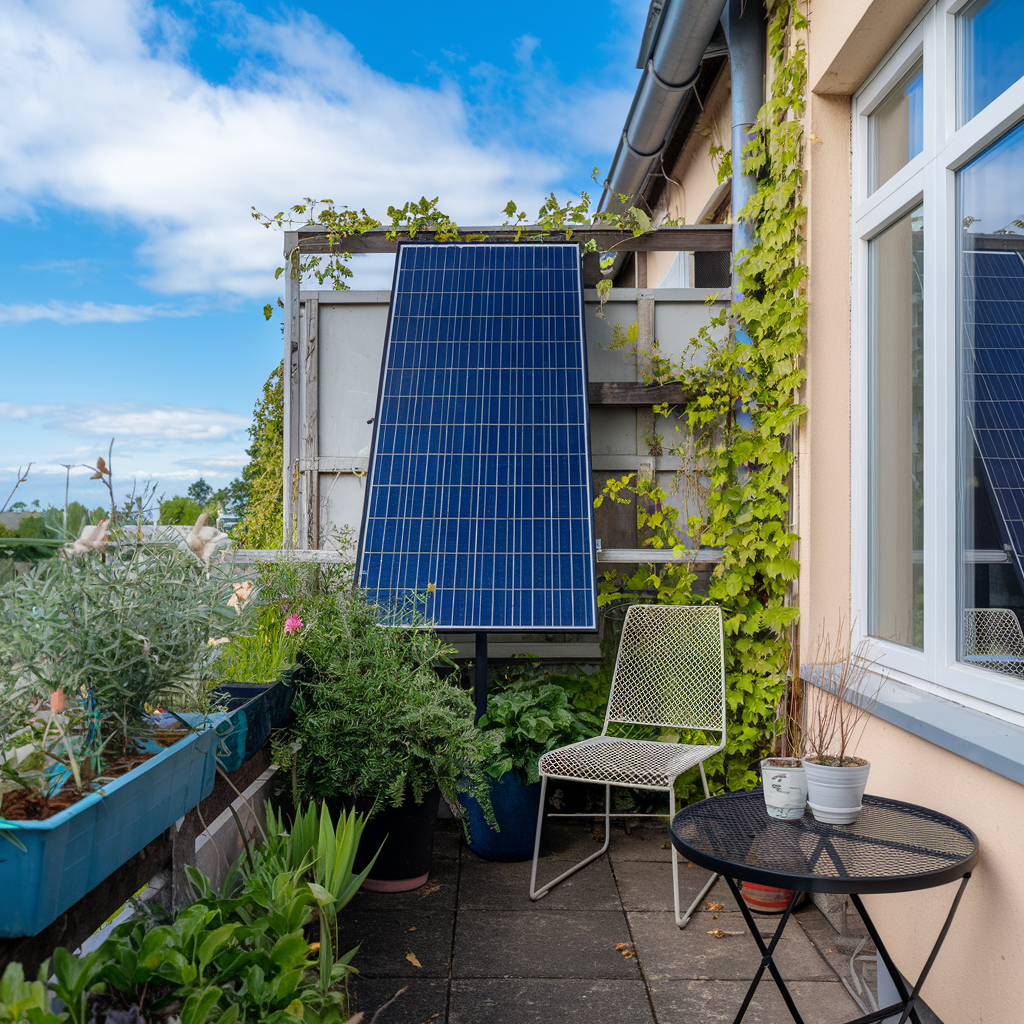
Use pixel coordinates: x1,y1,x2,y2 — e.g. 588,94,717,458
0,539,252,796
283,566,491,815
478,666,602,783
0,803,370,1024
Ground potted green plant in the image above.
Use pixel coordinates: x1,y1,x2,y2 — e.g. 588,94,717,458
285,566,493,891
801,626,882,825
212,564,311,731
460,675,599,861
0,529,250,936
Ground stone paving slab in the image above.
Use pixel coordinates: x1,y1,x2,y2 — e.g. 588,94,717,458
432,822,464,861
350,976,448,1024
460,853,621,912
647,979,861,1023
536,820,613,860
449,979,655,1024
612,858,740,912
610,823,679,861
347,856,459,913
629,910,838,982
337,909,454,978
452,910,641,979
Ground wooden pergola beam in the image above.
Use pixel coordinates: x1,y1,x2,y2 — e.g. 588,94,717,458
291,223,732,256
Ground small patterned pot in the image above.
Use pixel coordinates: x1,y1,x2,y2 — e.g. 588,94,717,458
760,757,808,820
741,881,804,914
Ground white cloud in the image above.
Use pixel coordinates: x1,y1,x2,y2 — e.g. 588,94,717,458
0,402,250,441
0,300,195,324
0,0,565,298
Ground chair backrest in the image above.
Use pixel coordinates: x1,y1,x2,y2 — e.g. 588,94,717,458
604,604,726,734
964,607,1024,677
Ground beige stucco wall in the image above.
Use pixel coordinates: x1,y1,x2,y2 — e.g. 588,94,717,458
830,706,1024,1022
801,8,1024,1021
649,64,733,288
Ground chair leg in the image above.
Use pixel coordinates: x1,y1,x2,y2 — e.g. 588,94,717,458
699,761,711,799
673,778,719,929
530,781,611,901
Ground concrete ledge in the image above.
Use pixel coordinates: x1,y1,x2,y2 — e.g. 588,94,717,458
802,664,1024,787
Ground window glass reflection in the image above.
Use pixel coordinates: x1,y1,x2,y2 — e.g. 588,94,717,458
959,121,1024,679
869,206,925,648
869,61,924,193
959,0,1024,126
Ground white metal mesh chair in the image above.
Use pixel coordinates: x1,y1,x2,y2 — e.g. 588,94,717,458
964,607,1024,677
529,604,726,928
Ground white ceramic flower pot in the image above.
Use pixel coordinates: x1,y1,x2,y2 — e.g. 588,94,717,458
760,758,807,819
801,758,871,825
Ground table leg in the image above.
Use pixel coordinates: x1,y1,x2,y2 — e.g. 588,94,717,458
849,873,972,1024
722,875,807,1024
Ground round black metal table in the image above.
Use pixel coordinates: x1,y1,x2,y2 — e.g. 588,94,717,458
670,792,979,1024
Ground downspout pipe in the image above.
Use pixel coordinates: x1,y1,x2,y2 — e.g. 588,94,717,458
721,0,766,430
601,0,728,213
722,0,766,268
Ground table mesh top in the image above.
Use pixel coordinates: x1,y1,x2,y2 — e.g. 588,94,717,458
670,792,979,894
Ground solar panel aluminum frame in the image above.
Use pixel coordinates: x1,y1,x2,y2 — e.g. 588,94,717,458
356,240,598,633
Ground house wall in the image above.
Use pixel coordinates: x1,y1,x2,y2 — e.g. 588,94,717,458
649,64,734,287
803,5,1024,1021
646,3,1024,1019
855,712,1024,1023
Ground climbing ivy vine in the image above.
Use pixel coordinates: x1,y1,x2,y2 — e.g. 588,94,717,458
598,0,808,798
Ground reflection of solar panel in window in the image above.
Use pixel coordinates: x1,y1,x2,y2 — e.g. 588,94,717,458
358,242,597,630
964,249,1024,591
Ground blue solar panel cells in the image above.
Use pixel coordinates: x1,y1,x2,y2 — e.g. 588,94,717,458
964,249,1024,591
358,243,597,630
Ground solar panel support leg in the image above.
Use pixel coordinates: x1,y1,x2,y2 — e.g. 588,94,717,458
474,632,488,724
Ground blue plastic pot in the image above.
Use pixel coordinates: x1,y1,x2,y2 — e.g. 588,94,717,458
211,686,271,762
0,726,218,937
459,770,543,862
174,711,246,772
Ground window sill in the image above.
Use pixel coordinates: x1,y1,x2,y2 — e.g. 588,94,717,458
801,664,1024,788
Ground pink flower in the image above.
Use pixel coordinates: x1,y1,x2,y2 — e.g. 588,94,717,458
284,614,304,635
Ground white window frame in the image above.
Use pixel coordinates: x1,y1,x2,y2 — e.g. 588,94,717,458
852,0,1024,724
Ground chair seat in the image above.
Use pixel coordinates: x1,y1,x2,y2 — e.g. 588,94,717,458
539,736,722,790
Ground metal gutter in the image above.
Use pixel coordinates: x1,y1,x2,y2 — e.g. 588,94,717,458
600,0,729,214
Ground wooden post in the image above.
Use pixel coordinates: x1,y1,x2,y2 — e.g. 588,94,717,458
304,297,320,549
283,237,301,550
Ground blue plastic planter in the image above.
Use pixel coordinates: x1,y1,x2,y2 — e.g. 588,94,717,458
211,686,270,762
459,770,543,862
175,711,246,772
0,726,218,937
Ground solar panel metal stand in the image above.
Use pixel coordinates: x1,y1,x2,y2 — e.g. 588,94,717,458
474,632,488,724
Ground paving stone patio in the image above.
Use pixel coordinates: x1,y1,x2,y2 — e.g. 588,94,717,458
339,819,871,1024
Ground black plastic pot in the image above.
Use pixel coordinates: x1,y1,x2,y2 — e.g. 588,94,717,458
330,787,441,892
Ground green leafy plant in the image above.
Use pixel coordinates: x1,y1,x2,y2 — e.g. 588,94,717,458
478,676,600,783
0,538,253,811
0,962,64,1024
595,0,808,800
8,803,373,1023
282,564,492,819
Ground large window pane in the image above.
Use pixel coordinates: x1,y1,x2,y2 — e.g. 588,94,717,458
869,206,925,648
959,122,1024,680
958,0,1024,126
869,61,923,193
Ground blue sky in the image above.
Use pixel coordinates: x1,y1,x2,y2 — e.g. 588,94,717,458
0,0,645,513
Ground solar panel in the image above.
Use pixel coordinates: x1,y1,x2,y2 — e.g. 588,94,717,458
964,248,1024,592
357,242,597,631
